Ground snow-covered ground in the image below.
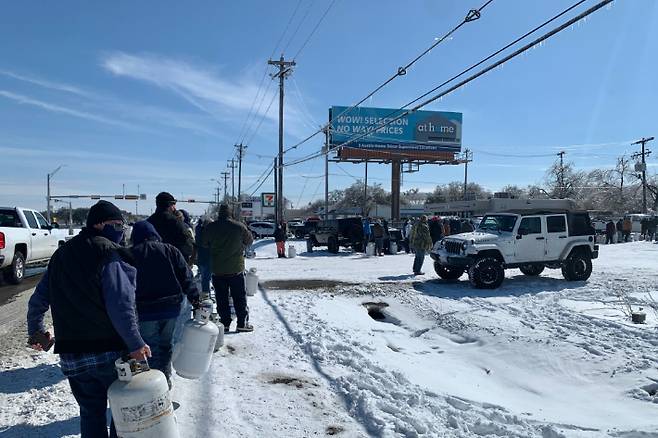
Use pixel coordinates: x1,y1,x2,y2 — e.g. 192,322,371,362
1,240,658,437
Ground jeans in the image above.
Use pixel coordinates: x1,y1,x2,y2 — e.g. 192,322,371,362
199,263,212,294
605,233,613,244
403,238,410,253
375,237,384,255
67,361,118,438
212,273,248,327
139,318,176,381
413,250,426,274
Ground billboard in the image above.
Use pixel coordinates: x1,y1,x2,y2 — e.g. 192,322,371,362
329,106,462,155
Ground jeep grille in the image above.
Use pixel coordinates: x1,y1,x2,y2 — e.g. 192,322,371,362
445,240,462,255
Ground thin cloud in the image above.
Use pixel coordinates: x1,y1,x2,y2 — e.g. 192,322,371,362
0,89,138,130
0,69,93,98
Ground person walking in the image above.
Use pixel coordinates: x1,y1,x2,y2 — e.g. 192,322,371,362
195,216,213,299
274,221,287,258
362,217,372,252
130,221,199,389
372,219,385,256
616,218,623,243
27,200,149,438
147,192,194,262
410,215,432,275
605,220,616,244
200,204,254,333
623,217,632,242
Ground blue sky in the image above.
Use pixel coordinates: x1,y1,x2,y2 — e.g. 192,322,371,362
1,0,656,215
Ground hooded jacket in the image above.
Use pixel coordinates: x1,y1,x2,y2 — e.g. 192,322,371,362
200,215,253,276
147,208,194,261
130,221,199,321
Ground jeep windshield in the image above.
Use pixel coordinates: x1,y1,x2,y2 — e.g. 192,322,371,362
478,214,517,232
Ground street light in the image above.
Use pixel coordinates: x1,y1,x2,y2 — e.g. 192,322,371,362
47,164,66,223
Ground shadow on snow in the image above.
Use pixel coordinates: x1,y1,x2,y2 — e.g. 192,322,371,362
0,363,66,394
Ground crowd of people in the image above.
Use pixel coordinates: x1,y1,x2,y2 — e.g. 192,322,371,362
604,216,658,244
26,192,253,437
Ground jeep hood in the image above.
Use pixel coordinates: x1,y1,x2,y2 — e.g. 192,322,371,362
446,231,505,243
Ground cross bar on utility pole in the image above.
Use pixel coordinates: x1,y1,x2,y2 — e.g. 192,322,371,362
631,136,654,213
268,55,296,223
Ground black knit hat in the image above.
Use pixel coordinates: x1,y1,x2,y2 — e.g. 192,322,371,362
218,204,230,218
156,192,177,209
86,200,124,227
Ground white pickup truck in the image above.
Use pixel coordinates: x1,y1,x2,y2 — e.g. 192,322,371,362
0,207,75,284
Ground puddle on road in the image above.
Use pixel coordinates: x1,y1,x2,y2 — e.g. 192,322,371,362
261,279,358,290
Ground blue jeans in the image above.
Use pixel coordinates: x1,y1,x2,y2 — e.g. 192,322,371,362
139,318,176,381
199,263,212,294
67,361,118,438
413,250,426,274
212,273,248,327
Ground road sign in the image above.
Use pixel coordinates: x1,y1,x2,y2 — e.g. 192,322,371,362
139,193,147,200
91,195,101,200
124,195,139,200
241,202,253,209
261,192,276,207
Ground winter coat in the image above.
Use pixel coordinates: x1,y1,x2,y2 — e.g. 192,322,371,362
274,225,287,242
410,221,432,251
605,221,616,236
623,219,632,233
194,221,211,267
363,220,372,237
130,221,199,322
443,222,451,236
200,216,254,276
616,220,623,232
404,223,412,240
372,223,384,239
147,209,194,261
429,220,444,243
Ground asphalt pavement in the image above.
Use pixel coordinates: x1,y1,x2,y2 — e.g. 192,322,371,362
0,269,44,306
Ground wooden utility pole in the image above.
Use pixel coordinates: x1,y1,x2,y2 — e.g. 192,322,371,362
462,149,473,200
268,55,296,222
631,137,654,213
228,158,237,202
236,143,247,203
220,171,230,202
557,151,566,199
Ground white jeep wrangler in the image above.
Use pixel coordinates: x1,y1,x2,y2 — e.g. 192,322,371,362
430,210,599,289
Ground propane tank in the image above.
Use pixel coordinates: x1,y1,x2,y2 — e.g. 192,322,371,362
287,245,297,258
108,358,179,438
389,241,397,254
172,301,219,379
366,242,375,256
246,268,259,296
208,300,225,352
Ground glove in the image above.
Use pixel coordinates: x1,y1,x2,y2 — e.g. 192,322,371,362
190,298,201,310
28,331,54,352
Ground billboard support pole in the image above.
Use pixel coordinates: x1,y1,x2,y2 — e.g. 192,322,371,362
274,157,278,224
391,160,401,221
324,140,329,221
363,159,368,217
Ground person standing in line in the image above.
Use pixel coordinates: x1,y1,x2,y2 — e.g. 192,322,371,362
195,216,213,299
372,219,385,256
274,221,287,258
443,218,451,237
649,217,657,242
130,221,199,389
605,220,616,244
200,204,254,333
362,217,372,252
147,192,194,263
27,201,149,438
410,215,432,275
616,218,623,243
402,219,412,254
623,217,632,242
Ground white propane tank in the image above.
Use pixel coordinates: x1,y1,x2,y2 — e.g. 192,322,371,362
246,268,259,296
366,242,375,256
288,245,297,258
108,358,179,438
208,301,225,352
389,241,398,254
172,301,219,379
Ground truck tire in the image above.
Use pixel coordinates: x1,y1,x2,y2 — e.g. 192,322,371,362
468,256,505,289
561,252,592,281
3,251,25,285
328,236,339,254
433,262,464,280
519,264,545,276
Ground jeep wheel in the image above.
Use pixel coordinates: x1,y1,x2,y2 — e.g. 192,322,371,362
3,251,25,285
519,264,545,276
328,236,339,254
434,262,464,280
468,257,505,289
561,253,592,281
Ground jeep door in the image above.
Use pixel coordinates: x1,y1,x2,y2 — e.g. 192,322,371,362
514,216,545,262
545,214,568,260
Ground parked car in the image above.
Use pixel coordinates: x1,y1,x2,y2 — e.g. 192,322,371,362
0,207,74,284
248,221,275,238
309,217,364,253
289,217,321,238
430,209,598,289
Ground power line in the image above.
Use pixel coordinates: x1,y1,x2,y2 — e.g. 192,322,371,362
292,0,339,61
282,0,316,55
283,0,495,154
284,0,611,168
249,164,275,197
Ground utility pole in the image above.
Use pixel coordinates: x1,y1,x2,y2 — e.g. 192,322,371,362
136,184,140,215
268,55,296,222
228,159,237,202
631,137,654,213
364,159,368,217
462,149,473,200
324,130,329,221
220,171,230,202
557,151,566,199
273,157,278,224
236,143,247,204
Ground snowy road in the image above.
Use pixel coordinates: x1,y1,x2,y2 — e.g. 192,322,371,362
1,240,657,437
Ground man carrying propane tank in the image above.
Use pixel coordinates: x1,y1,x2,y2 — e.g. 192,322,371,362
26,201,151,438
129,221,200,389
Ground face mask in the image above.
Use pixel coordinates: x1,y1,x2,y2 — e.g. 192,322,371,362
102,223,125,244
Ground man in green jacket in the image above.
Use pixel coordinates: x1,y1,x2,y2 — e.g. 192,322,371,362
200,204,254,332
410,215,432,275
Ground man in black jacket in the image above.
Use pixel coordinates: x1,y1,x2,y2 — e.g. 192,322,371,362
27,200,149,438
130,221,199,388
147,192,194,262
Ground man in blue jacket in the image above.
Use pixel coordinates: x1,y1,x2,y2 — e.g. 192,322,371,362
130,221,199,388
27,200,149,438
